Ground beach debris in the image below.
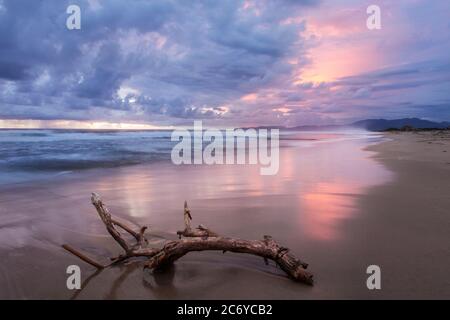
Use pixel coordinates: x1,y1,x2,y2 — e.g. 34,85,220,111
62,193,313,285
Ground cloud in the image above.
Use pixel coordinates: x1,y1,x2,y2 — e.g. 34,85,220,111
0,0,449,127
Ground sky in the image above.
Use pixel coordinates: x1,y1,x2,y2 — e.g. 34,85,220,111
0,0,449,128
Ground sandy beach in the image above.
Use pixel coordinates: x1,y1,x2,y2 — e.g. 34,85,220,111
0,131,449,299
353,131,450,299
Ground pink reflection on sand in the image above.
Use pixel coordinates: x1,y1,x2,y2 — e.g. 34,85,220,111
279,133,392,241
299,181,358,241
88,132,391,241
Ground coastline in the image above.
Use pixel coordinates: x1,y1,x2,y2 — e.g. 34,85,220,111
0,131,449,299
351,131,450,298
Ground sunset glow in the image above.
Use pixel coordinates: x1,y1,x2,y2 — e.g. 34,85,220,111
0,119,171,130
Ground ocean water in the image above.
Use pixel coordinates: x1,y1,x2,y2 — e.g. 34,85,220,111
0,129,174,184
0,129,383,185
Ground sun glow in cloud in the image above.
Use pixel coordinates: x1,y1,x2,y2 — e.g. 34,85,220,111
240,93,259,102
299,42,383,83
118,86,140,100
297,6,385,84
273,107,291,113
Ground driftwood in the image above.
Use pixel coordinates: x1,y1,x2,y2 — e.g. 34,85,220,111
62,193,314,285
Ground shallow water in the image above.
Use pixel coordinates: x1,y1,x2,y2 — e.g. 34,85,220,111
0,130,392,299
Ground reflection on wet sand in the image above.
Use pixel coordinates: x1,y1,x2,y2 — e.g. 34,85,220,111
91,134,390,242
300,182,358,241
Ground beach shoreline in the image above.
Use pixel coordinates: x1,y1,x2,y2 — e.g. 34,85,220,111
353,131,450,299
0,131,449,299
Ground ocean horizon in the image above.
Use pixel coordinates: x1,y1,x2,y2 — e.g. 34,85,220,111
0,128,383,185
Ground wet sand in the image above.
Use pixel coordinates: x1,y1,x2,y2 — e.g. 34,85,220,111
0,132,448,299
348,131,450,299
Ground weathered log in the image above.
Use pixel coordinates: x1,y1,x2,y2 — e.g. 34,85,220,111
145,236,313,284
62,193,314,286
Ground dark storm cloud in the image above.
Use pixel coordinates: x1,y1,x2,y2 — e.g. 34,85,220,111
0,0,319,123
327,60,450,122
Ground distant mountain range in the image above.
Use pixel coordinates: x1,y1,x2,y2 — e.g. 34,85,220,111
350,118,450,131
282,118,450,132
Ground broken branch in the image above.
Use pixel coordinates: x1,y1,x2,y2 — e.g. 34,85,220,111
176,201,218,238
62,194,314,286
62,244,105,269
91,193,130,252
